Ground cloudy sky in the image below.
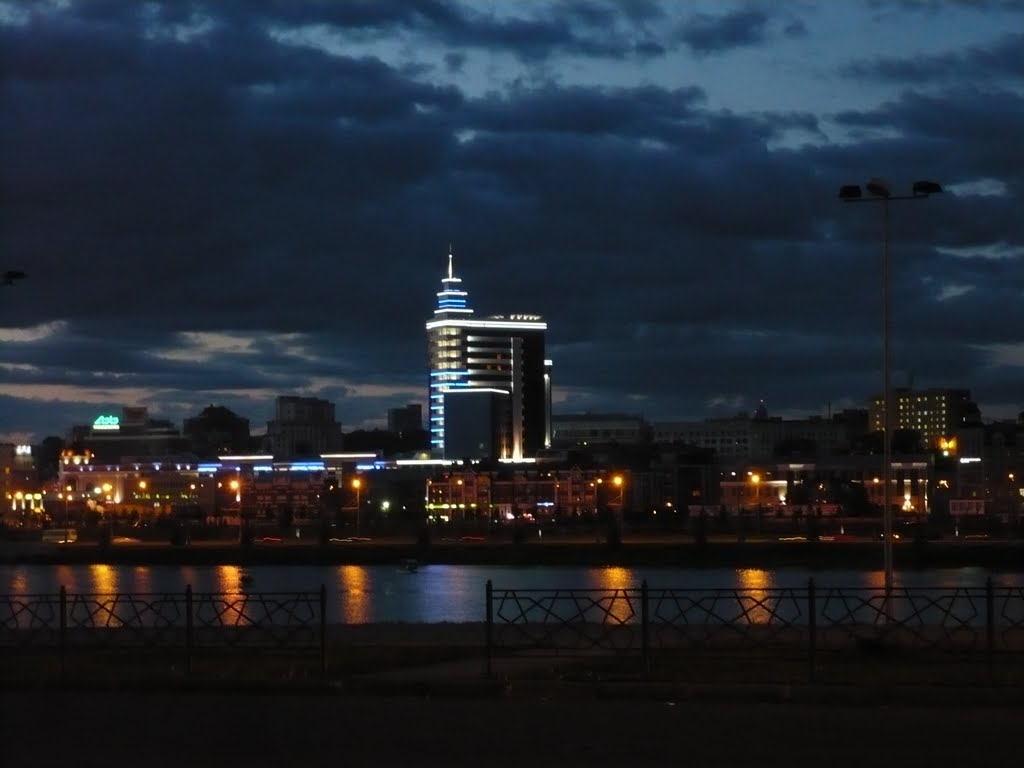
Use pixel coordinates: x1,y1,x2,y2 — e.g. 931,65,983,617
2,0,1023,444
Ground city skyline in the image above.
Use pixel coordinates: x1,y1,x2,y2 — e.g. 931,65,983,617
2,1,1023,444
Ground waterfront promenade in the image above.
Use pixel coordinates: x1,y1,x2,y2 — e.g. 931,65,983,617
4,580,1024,690
5,534,1024,700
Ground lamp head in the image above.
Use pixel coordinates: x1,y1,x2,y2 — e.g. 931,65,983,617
838,185,862,200
912,180,942,197
865,178,892,198
2,270,26,286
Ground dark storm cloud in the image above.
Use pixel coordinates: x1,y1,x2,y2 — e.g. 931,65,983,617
841,32,1024,83
463,83,707,137
429,3,667,62
1,6,464,351
452,89,825,259
831,83,1024,229
136,0,672,63
0,19,139,82
676,9,770,54
877,0,1024,13
782,19,808,38
444,52,466,72
229,0,461,29
1,0,1022,440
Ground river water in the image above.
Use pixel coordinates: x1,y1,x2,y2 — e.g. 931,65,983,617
0,563,1015,624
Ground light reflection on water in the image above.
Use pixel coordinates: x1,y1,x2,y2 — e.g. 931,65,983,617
90,564,117,594
53,565,77,593
216,565,245,593
133,566,152,594
862,569,886,590
338,565,369,623
736,568,773,623
0,564,1017,624
588,566,632,591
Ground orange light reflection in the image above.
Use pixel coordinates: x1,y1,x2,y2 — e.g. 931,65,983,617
586,567,636,623
590,566,633,591
736,568,773,624
133,566,152,593
216,565,246,592
54,565,78,593
862,569,886,590
338,565,369,623
90,564,116,594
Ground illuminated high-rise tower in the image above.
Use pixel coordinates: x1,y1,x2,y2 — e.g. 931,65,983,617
426,249,551,459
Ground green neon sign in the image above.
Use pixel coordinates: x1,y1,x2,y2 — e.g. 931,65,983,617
93,415,120,429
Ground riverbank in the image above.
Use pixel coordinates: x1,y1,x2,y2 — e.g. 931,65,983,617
3,538,1024,570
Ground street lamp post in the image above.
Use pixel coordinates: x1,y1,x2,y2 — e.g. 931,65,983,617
1008,473,1017,529
62,483,71,544
613,475,624,534
229,479,240,527
352,478,362,535
839,178,942,603
230,477,247,544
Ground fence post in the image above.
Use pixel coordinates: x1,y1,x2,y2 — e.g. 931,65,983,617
320,584,328,676
807,578,816,684
986,576,994,685
485,579,493,678
185,584,193,677
59,585,67,680
641,580,650,675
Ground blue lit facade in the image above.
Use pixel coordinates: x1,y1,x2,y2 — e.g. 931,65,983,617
427,252,473,453
427,251,550,459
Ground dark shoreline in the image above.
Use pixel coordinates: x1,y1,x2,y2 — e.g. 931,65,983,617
3,540,1024,571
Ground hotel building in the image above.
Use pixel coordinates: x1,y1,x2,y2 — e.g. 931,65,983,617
426,251,551,459
869,388,980,450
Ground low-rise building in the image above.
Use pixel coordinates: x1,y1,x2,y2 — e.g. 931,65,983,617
551,414,649,447
266,396,343,458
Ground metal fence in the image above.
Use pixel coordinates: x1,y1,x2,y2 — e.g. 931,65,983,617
6,580,1024,684
0,585,327,676
485,578,1024,681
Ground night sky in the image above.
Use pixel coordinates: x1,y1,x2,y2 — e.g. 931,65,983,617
2,1,1023,444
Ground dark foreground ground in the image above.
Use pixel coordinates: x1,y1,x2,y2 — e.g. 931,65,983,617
2,690,1020,768
5,621,1024,693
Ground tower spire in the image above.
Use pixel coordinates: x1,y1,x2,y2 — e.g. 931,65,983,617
433,245,472,318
